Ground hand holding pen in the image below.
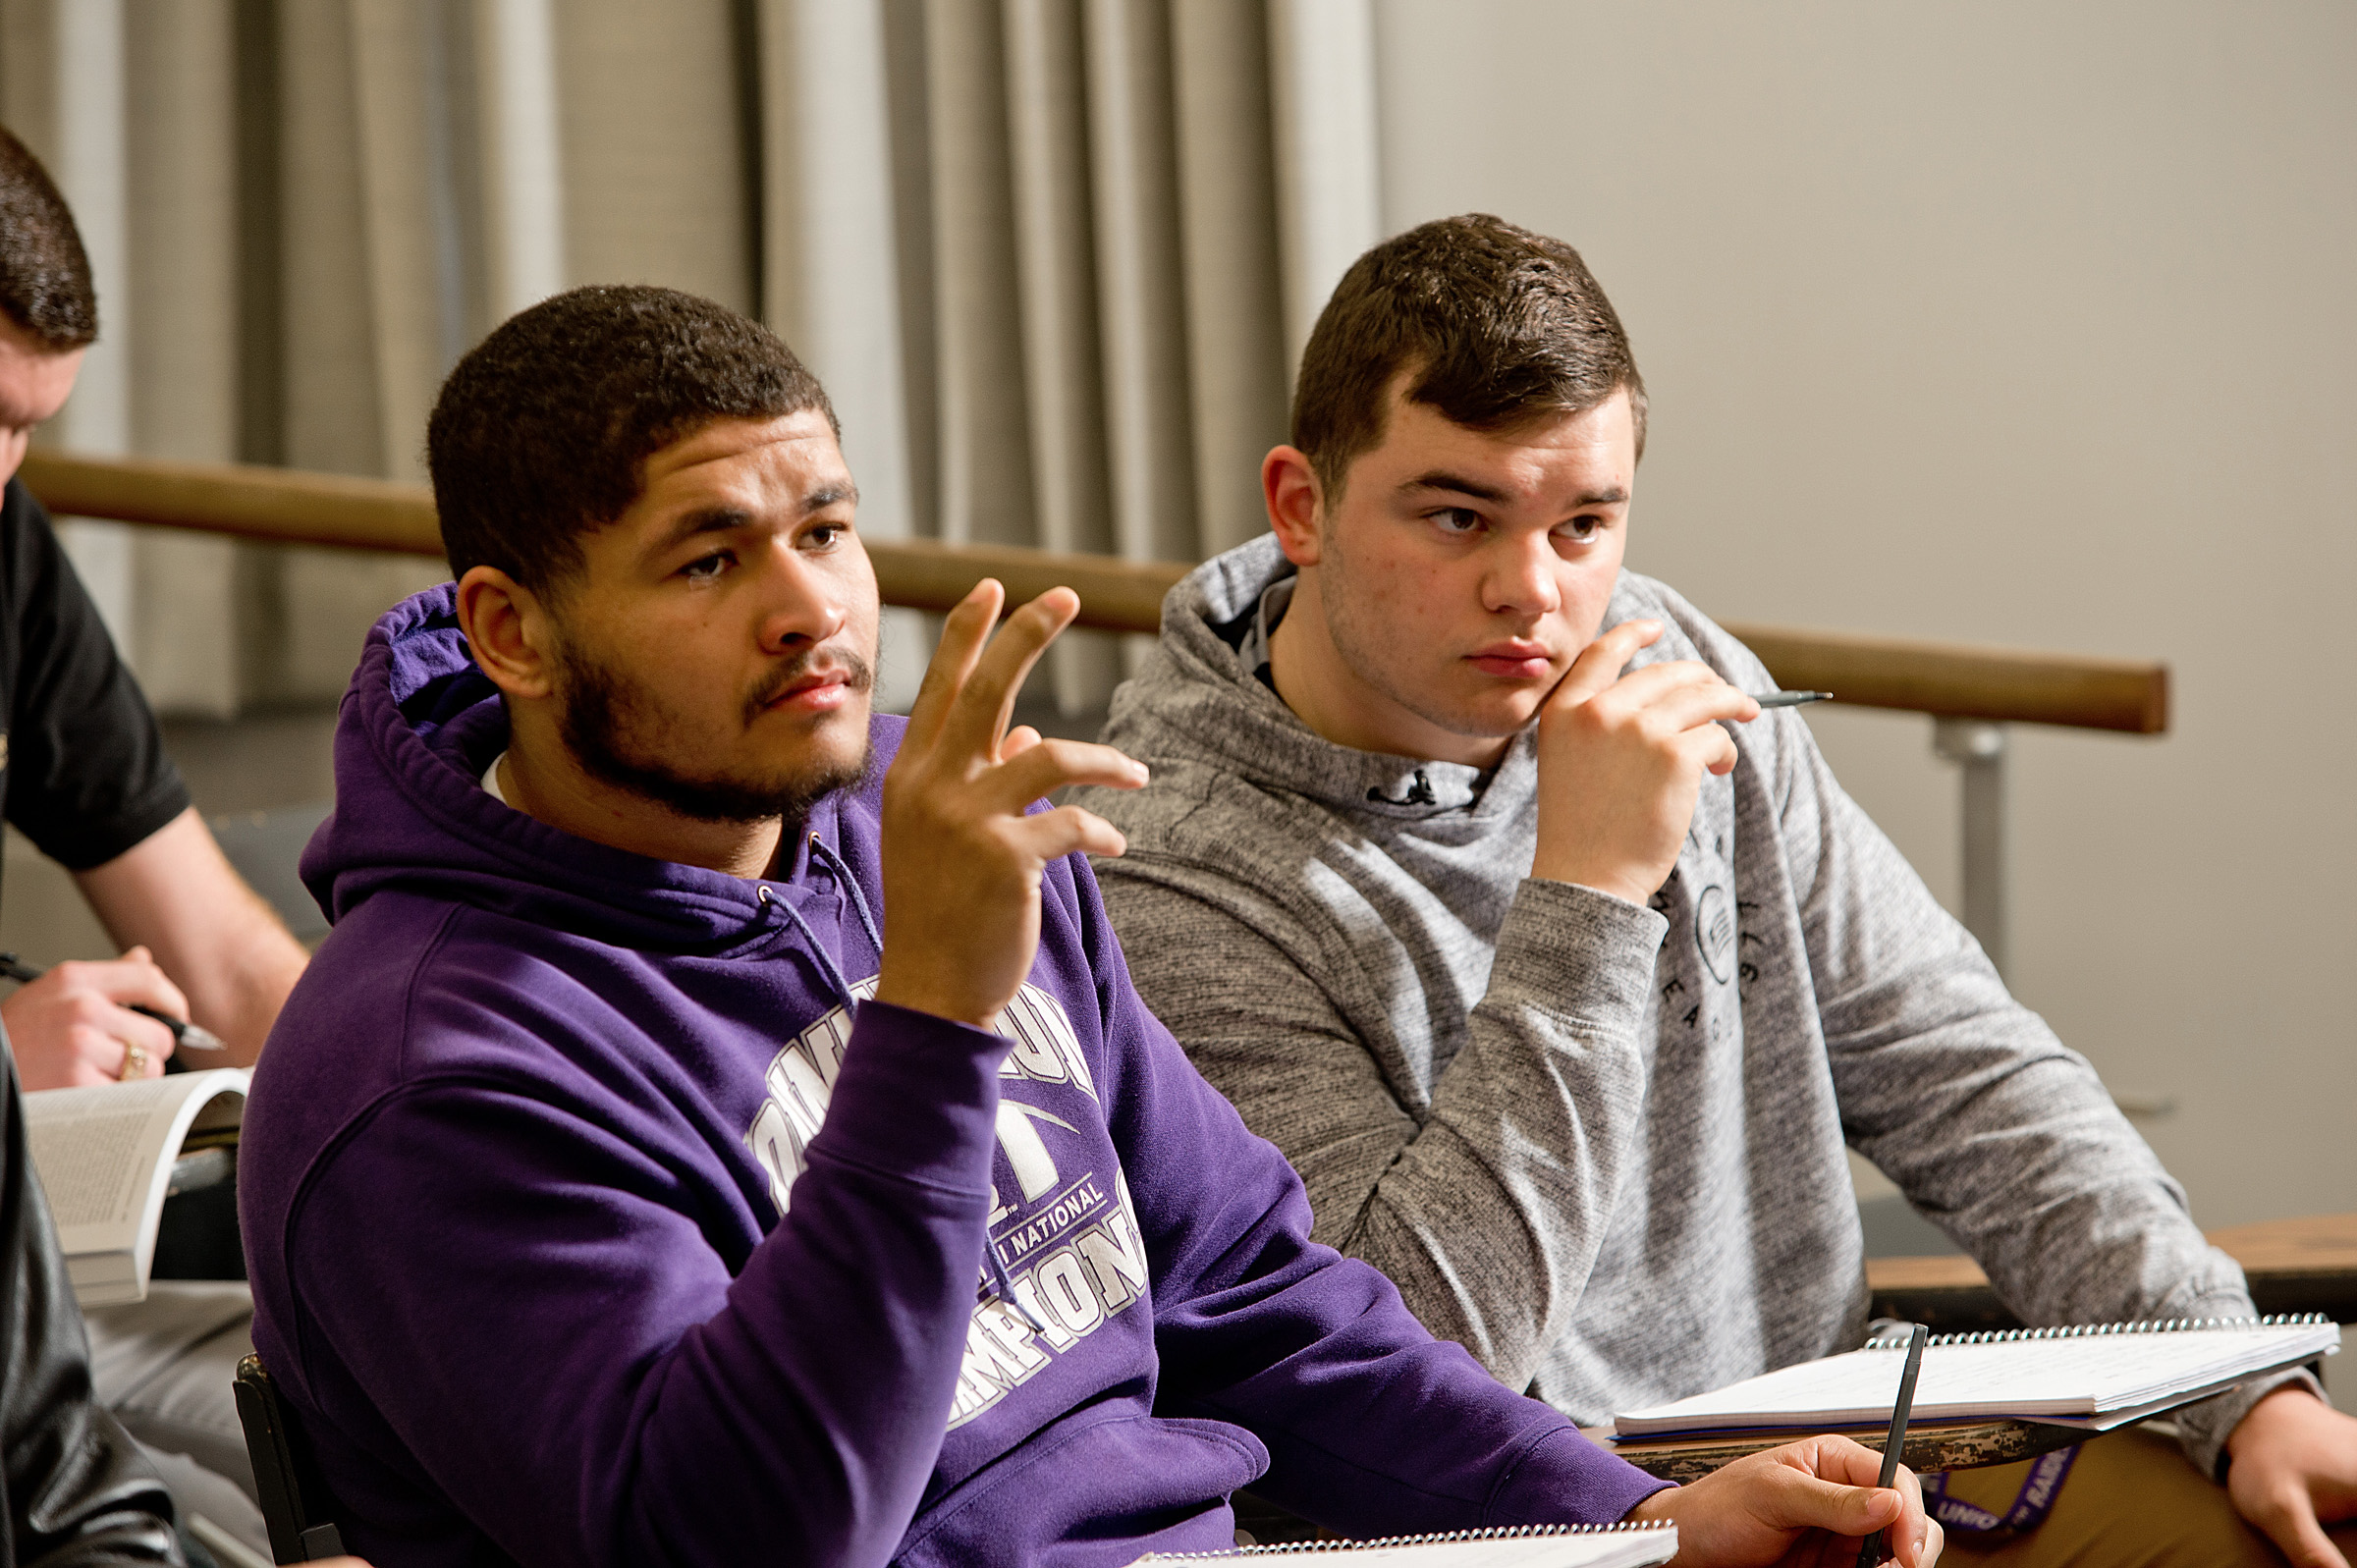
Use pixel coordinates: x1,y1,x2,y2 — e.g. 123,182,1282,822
1858,1324,1932,1567
0,948,224,1089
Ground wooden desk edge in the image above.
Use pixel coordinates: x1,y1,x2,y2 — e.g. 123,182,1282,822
1582,1420,2086,1486
1865,1212,2357,1298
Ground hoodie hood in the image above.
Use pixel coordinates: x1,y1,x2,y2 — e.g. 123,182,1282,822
301,582,867,957
1113,534,1508,817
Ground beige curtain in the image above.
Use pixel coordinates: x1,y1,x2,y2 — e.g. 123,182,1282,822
0,0,1377,717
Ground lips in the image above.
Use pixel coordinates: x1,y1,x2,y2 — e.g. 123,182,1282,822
1466,643,1556,680
768,669,851,711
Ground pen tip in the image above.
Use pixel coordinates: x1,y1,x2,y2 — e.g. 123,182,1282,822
179,1024,229,1052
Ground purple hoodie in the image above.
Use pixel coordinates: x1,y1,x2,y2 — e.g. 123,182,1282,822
239,585,1669,1568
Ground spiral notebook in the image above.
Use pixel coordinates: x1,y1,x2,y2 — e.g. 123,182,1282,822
1128,1522,1677,1567
1612,1315,2340,1441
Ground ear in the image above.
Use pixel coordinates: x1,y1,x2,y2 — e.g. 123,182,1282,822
1263,445,1325,568
454,565,558,701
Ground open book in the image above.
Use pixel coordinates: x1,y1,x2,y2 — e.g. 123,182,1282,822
24,1068,249,1306
1613,1317,2341,1441
1130,1523,1675,1567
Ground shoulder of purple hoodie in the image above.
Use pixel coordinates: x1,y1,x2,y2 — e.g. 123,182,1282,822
237,583,1668,1568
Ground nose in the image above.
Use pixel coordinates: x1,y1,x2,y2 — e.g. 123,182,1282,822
753,543,850,655
1481,529,1562,620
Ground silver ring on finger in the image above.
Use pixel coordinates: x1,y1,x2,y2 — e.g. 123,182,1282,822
118,1041,147,1082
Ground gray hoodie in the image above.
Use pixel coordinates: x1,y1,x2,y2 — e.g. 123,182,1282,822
1076,534,2279,1476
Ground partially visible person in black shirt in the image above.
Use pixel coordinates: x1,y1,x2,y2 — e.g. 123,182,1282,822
0,132,305,1091
0,122,319,1564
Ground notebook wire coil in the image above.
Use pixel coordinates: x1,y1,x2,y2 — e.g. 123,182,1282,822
1148,1520,1676,1557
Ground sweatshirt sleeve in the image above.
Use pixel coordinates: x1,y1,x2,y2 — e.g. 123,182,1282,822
1095,851,1669,1396
1774,710,2287,1474
280,1000,1010,1568
1065,857,1670,1532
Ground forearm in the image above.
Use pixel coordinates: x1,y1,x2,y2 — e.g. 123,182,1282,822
1333,880,1664,1385
587,1003,1010,1567
1113,991,1668,1534
1109,861,1665,1392
1802,753,2266,1468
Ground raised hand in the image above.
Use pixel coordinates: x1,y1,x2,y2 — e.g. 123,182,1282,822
1530,620,1757,904
872,580,1148,1029
1626,1434,1941,1567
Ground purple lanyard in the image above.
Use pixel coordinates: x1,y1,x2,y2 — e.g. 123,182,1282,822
1921,1446,2080,1535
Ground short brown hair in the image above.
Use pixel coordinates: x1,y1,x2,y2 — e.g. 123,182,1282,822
1291,214,1645,502
429,285,837,596
0,126,97,351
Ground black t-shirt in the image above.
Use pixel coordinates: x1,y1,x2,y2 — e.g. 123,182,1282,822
0,477,189,884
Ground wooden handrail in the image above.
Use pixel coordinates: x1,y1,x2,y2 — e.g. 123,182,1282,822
21,450,2167,734
1719,622,2166,734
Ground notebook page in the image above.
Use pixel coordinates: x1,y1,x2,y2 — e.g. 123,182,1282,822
1614,1321,2339,1437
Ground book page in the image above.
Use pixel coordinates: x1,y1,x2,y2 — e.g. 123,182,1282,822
27,1104,151,1226
25,1077,192,1243
24,1070,251,1304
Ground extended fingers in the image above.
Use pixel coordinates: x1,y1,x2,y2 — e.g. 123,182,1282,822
904,580,1009,751
1011,802,1129,863
942,588,1080,759
990,737,1148,809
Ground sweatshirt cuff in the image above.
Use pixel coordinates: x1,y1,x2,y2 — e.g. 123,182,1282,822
1483,1424,1673,1530
813,1000,1014,1196
2180,1367,2330,1482
1492,879,1670,1042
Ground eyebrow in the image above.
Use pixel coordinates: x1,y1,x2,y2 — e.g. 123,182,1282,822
645,484,860,557
1398,470,1628,509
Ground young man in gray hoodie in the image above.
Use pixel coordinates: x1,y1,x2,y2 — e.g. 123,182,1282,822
1075,214,2357,1566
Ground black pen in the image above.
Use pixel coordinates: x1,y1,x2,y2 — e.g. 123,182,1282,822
0,952,228,1052
1857,1323,1930,1568
1750,689,1833,708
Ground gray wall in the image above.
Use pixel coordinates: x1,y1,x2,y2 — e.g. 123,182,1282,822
1373,0,2357,1226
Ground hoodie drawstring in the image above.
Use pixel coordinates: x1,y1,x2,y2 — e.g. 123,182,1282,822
769,891,859,1014
772,842,1048,1337
804,835,884,963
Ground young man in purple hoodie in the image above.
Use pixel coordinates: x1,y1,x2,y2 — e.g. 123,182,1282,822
237,285,1939,1568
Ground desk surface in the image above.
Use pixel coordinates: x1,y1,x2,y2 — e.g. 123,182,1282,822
1867,1211,2357,1326
1582,1419,2085,1485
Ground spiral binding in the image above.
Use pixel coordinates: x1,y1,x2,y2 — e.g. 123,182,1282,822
1866,1313,2332,1350
1147,1520,1676,1558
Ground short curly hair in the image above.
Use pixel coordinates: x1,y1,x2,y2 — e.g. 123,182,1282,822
0,126,98,351
428,285,837,595
1292,214,1644,502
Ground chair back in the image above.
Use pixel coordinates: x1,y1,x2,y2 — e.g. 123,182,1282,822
233,1353,349,1563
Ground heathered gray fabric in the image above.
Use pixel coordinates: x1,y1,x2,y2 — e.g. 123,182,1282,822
1075,534,2287,1477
